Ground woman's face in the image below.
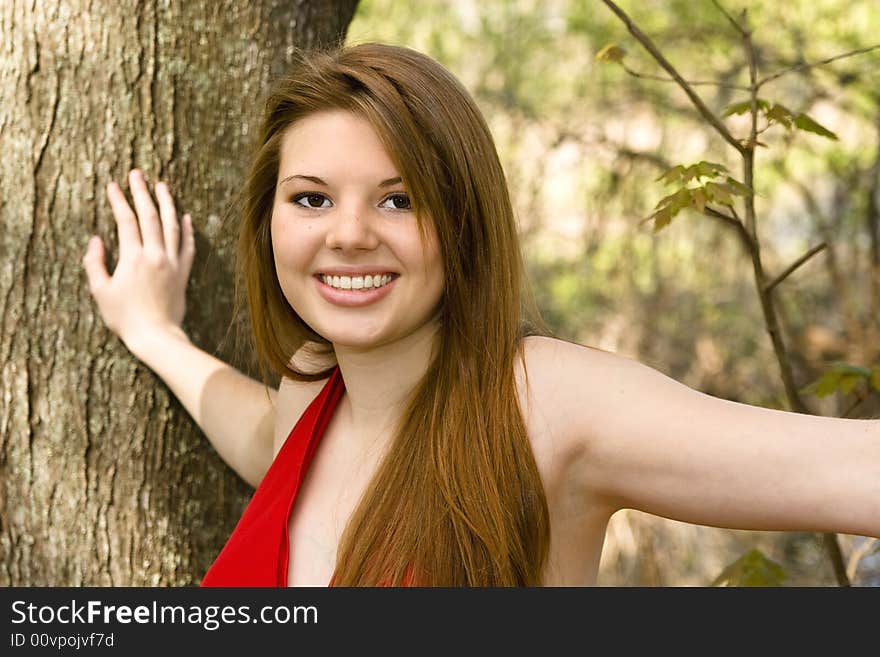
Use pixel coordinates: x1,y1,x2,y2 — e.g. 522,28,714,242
270,109,445,350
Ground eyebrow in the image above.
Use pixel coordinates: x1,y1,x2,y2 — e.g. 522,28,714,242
279,174,403,188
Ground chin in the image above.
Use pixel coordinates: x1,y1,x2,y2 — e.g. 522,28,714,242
317,327,390,350
329,338,393,352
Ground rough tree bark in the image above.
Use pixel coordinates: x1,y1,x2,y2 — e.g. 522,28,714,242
0,0,359,586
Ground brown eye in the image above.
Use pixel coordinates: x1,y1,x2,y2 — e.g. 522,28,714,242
380,193,411,210
293,193,331,209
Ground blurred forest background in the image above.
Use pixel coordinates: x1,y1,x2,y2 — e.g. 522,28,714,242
346,0,880,586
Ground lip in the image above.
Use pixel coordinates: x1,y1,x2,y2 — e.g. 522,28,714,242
313,274,399,307
315,266,399,277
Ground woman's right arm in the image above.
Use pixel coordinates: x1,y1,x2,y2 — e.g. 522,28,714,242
82,168,275,488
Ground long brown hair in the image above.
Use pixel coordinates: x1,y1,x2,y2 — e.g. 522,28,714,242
234,42,551,585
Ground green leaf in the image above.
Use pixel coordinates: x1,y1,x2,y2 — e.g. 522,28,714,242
838,374,862,395
704,181,734,206
653,187,692,212
765,103,794,129
817,371,843,397
650,187,693,231
596,43,627,64
722,100,751,117
831,362,872,377
803,363,872,398
650,205,675,231
721,98,770,118
658,161,728,186
679,164,700,184
793,113,839,140
724,176,752,196
870,366,880,393
691,187,707,213
808,370,842,398
694,160,728,179
711,549,787,587
656,164,686,185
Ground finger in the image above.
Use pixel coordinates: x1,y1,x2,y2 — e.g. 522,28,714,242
129,169,164,252
155,181,180,262
179,214,196,279
82,236,111,296
106,181,141,261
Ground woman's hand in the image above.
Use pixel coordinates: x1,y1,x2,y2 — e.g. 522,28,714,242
82,169,195,356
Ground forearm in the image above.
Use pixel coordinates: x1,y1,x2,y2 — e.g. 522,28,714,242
127,326,275,487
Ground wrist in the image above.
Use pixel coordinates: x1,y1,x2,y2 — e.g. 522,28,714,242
124,324,191,362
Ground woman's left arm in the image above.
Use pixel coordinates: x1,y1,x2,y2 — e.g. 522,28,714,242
537,337,880,537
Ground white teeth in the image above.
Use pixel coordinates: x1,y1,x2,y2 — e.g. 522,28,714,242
321,274,393,290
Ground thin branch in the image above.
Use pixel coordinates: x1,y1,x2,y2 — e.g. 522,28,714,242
703,205,739,226
757,44,880,89
824,534,851,587
614,145,672,170
704,206,755,253
840,387,868,420
709,0,746,37
744,15,759,238
600,0,745,154
755,123,774,137
764,242,828,293
620,64,750,90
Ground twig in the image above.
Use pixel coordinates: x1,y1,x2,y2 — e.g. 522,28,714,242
709,0,746,37
600,0,745,154
764,242,827,293
824,533,851,587
840,387,868,419
620,63,750,90
757,44,880,89
703,206,754,253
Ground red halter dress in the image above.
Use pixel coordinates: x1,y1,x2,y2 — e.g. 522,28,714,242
201,366,345,587
200,366,415,587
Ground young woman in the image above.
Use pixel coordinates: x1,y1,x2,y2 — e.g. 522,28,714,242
82,43,880,587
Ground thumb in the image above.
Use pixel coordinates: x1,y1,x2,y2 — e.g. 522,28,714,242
82,236,110,295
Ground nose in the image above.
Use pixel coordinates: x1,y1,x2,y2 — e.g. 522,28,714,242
324,203,380,252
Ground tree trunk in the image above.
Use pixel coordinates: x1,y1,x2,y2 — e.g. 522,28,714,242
0,0,358,586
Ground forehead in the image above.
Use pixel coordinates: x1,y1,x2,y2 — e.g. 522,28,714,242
278,110,399,179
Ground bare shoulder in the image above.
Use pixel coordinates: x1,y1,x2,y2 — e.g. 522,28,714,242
512,336,616,454
273,374,333,458
513,335,649,482
514,335,639,420
517,333,656,410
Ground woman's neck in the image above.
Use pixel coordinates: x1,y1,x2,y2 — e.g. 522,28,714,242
332,319,440,446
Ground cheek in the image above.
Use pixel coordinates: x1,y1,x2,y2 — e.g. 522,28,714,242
269,229,311,311
417,222,444,278
426,240,445,288
271,220,314,270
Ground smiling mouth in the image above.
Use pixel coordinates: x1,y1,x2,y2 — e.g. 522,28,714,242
316,273,399,291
